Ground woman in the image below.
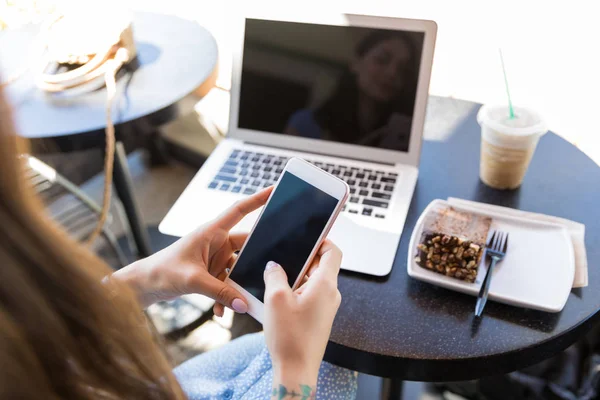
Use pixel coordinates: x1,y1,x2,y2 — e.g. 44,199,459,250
0,86,356,398
285,30,419,152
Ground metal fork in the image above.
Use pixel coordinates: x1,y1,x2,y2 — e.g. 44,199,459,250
475,231,509,317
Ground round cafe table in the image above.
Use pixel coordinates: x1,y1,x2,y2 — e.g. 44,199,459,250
0,12,218,259
323,97,600,398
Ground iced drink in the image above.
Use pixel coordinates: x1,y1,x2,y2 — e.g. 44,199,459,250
477,105,547,190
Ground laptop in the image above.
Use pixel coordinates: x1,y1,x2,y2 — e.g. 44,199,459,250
159,13,437,276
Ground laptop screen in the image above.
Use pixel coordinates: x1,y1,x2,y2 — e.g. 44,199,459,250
238,18,425,153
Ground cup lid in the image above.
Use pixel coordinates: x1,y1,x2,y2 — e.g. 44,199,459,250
477,105,547,136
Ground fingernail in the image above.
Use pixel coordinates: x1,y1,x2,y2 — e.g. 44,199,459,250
265,261,278,270
232,298,248,314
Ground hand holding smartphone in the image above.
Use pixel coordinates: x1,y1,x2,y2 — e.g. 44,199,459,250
226,157,349,322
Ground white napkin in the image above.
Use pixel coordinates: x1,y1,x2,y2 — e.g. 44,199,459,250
447,197,588,288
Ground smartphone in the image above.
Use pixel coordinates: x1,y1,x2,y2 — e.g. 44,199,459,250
226,157,349,323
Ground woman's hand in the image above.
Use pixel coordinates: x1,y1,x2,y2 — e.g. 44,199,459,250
112,187,273,313
263,240,343,396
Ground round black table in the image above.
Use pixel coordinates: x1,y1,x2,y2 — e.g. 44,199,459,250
324,97,600,395
1,11,217,139
0,12,217,258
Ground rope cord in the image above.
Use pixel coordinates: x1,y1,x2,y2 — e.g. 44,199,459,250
84,48,128,245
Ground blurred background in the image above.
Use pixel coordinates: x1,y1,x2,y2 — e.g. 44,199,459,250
2,0,599,163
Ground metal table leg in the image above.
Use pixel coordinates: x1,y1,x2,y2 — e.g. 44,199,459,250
147,128,171,166
381,378,404,400
112,141,152,258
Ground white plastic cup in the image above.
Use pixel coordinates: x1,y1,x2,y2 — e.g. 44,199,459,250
477,105,547,190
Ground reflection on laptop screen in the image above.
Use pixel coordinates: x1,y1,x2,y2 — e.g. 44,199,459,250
238,19,425,152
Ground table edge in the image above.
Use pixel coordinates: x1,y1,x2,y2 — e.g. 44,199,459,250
324,305,600,381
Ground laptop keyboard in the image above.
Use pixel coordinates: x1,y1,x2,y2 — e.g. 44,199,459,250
208,149,398,219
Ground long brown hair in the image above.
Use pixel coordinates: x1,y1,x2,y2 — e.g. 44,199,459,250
0,86,186,399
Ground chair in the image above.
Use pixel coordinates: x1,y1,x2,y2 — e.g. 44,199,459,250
24,155,133,268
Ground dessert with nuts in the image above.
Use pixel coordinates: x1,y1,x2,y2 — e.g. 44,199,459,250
414,206,492,283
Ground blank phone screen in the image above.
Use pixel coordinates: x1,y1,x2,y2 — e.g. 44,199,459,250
229,171,338,302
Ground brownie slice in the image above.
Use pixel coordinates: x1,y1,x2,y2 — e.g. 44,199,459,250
415,206,492,283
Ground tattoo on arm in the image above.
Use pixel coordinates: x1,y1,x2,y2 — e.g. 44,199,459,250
272,384,316,400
